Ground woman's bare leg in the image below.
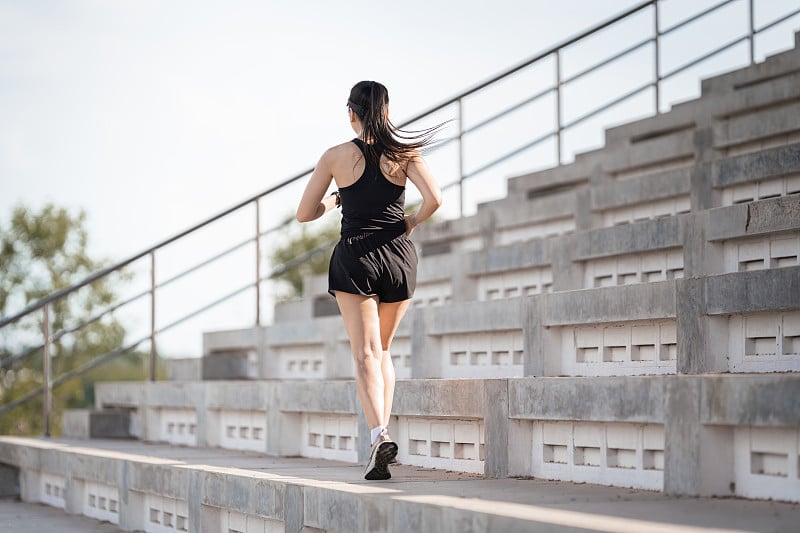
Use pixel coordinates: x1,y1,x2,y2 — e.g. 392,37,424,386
334,291,385,429
378,299,411,426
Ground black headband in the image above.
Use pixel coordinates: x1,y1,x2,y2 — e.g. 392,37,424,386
347,99,366,116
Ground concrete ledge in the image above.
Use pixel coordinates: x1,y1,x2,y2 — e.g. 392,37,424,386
714,100,800,148
571,217,683,260
426,298,525,335
701,374,800,426
468,238,551,274
713,142,800,188
205,381,273,411
508,377,665,423
393,379,484,418
591,168,691,211
707,195,800,240
541,281,676,326
278,381,358,414
704,267,800,314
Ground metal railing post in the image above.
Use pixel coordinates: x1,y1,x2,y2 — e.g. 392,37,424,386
255,199,262,326
457,98,465,217
748,0,755,64
42,303,51,437
654,0,661,114
149,251,157,382
555,50,563,165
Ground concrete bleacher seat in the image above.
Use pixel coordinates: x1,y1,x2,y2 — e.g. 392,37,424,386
29,372,798,502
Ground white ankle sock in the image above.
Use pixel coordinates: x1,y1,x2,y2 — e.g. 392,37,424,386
370,426,383,445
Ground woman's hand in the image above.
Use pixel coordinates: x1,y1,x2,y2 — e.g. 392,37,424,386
404,214,418,236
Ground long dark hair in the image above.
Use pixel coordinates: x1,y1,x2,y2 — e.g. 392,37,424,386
347,81,444,168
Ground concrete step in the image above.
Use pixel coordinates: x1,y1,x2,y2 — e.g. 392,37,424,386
89,374,800,502
1,438,798,533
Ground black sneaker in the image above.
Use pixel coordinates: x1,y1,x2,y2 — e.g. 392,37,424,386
364,433,398,480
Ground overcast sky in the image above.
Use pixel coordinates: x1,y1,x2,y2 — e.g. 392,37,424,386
1,0,797,354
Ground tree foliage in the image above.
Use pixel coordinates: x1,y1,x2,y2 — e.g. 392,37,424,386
0,204,135,435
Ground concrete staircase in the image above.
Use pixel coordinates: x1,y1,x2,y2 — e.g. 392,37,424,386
2,30,800,533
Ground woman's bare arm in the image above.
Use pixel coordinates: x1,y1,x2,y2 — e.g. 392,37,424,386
296,149,338,223
404,154,442,235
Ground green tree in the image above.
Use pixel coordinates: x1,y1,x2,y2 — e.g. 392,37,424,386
269,215,340,300
0,204,132,435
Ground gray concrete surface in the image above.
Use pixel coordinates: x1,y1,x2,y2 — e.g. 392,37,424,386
2,439,799,533
0,499,121,532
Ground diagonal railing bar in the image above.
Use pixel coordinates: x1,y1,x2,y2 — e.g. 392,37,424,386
660,0,738,36
462,86,555,136
661,35,750,80
562,81,653,131
156,236,255,290
463,130,556,181
562,37,654,85
756,7,800,34
154,283,256,337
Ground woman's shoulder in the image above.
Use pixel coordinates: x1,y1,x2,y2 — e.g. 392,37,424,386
321,140,359,161
329,139,359,153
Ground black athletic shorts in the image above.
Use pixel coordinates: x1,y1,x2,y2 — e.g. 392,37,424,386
328,230,418,303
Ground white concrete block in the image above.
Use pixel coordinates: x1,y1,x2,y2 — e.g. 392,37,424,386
532,421,663,490
222,511,283,533
159,409,198,447
734,427,799,502
40,472,66,509
275,344,325,380
584,248,683,289
145,494,189,533
771,236,800,267
478,266,553,300
441,330,524,378
83,480,120,525
563,320,677,376
300,414,358,463
217,410,267,453
397,417,485,474
728,312,800,372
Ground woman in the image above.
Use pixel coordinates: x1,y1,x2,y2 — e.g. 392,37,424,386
296,81,442,480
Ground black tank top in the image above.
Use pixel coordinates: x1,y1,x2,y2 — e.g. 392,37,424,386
338,138,406,237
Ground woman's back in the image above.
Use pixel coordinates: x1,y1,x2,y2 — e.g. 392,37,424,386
336,139,407,237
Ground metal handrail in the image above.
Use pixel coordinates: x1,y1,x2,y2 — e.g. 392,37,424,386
2,0,798,435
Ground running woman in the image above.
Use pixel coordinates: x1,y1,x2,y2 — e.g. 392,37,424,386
296,81,442,480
